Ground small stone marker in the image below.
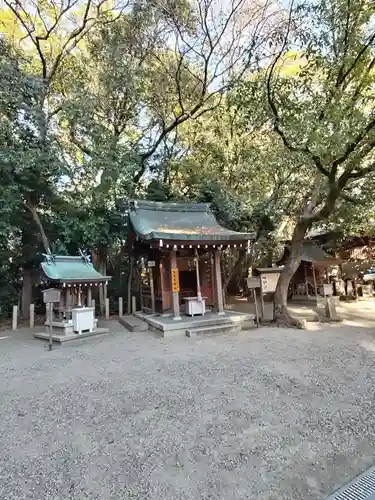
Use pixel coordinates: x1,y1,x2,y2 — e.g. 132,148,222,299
105,298,110,320
325,297,340,321
119,297,123,317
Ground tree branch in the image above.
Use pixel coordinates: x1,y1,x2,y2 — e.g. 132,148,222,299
333,116,375,177
344,162,375,179
47,0,94,84
337,30,375,87
69,127,93,157
266,1,330,178
4,0,48,79
339,192,362,203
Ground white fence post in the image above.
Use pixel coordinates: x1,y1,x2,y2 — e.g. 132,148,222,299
29,304,35,328
12,305,18,331
118,297,123,317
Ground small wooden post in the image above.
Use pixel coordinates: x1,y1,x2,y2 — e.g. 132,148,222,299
118,297,123,317
149,268,155,314
91,299,95,311
259,275,265,320
353,278,358,299
132,295,136,314
214,250,225,315
194,249,201,300
312,265,319,304
304,264,309,297
29,303,35,328
140,283,144,311
127,255,135,314
66,287,72,308
48,302,53,351
12,305,18,331
210,251,217,309
87,287,92,308
253,288,259,327
105,298,109,319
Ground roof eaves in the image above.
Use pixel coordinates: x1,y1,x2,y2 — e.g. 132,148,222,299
129,200,211,213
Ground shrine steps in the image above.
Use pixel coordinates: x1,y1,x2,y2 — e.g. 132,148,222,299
186,323,242,337
133,310,255,338
119,315,149,332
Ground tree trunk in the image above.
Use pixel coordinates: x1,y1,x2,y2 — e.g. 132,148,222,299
24,201,50,254
21,268,33,318
95,248,107,315
273,220,310,327
266,245,274,267
223,249,246,297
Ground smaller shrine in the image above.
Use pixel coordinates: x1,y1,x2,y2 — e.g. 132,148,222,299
34,253,111,343
278,241,340,301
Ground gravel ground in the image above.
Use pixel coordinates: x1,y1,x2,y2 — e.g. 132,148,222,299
1,321,375,500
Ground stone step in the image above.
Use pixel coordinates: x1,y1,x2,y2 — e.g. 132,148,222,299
34,328,109,344
287,307,321,322
242,319,256,330
186,323,241,338
119,315,149,332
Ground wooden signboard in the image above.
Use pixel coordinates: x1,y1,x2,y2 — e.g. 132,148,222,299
247,277,260,289
42,288,61,304
171,268,180,292
261,273,280,293
42,288,61,352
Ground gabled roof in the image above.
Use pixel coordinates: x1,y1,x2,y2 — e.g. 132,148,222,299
278,241,340,266
41,255,111,283
301,241,338,263
129,200,254,243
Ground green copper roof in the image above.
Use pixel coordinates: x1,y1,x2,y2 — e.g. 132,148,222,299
129,200,254,242
41,255,111,283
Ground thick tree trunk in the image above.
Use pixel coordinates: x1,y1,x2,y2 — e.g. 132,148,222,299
21,268,33,318
273,220,310,327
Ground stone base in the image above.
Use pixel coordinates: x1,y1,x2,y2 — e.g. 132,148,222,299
44,318,99,335
134,310,255,338
33,328,109,344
